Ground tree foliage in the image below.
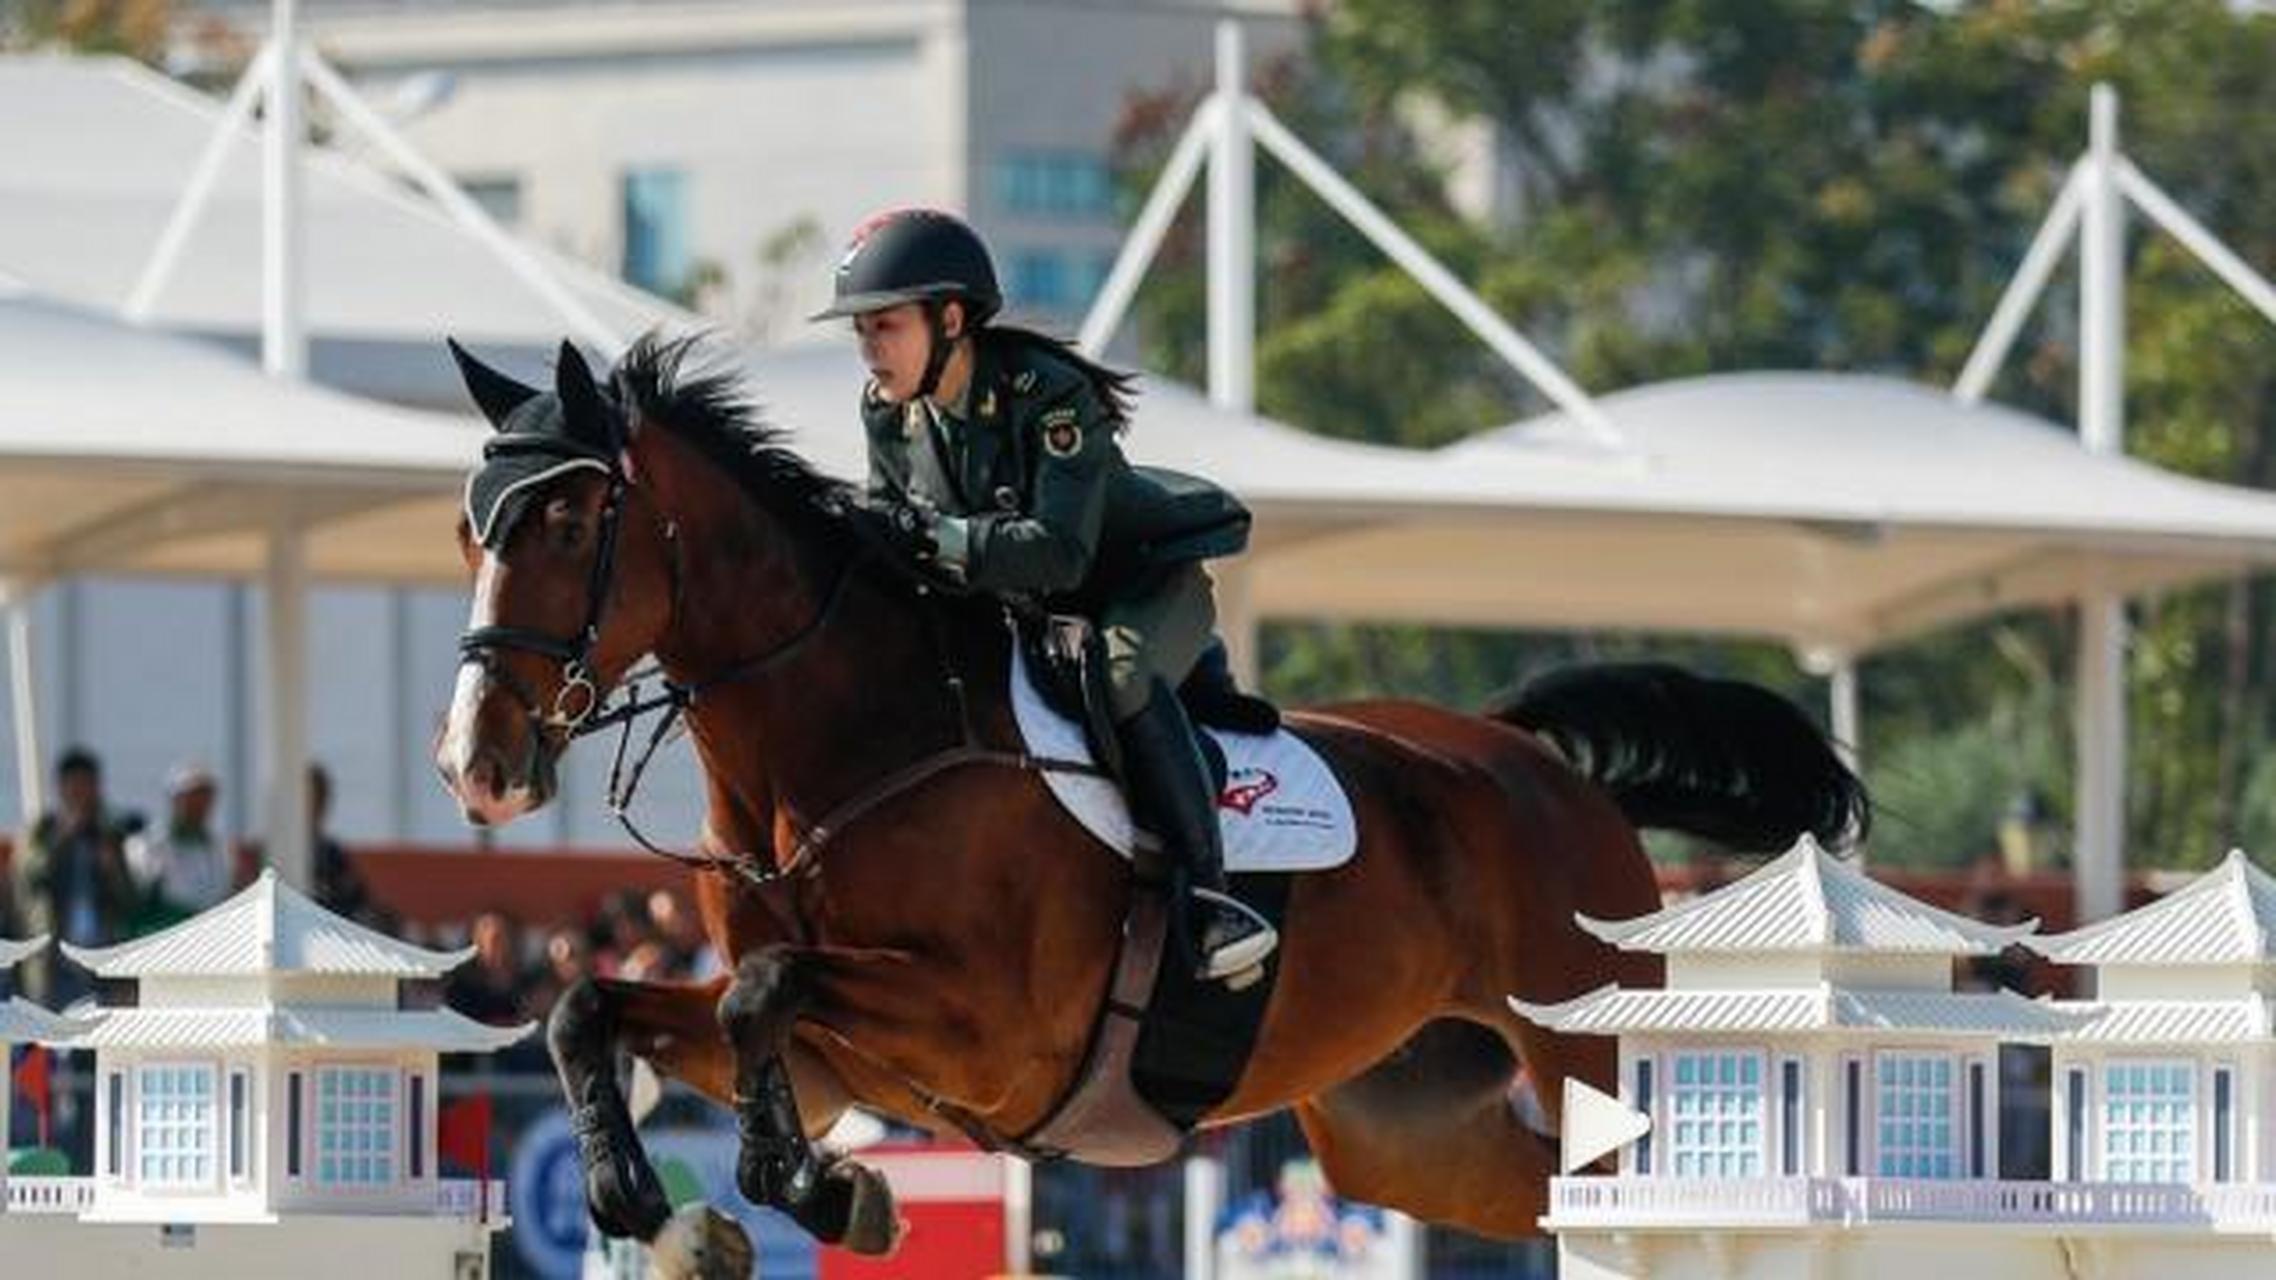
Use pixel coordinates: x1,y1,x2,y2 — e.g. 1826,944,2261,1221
1113,0,2276,869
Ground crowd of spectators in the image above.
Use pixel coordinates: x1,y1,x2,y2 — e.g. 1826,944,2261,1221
0,746,716,1042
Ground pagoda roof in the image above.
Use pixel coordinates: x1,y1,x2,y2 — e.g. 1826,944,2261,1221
59,1005,533,1053
1578,835,2038,956
2027,849,2276,967
1509,983,2083,1039
62,869,472,980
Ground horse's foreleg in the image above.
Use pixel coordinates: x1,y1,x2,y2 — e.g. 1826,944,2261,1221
547,977,676,1241
718,945,899,1256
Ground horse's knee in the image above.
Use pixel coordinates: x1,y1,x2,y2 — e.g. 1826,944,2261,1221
548,977,612,1075
718,947,809,1054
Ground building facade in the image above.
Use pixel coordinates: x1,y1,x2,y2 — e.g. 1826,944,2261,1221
175,0,1308,337
1529,838,2276,1280
0,874,522,1274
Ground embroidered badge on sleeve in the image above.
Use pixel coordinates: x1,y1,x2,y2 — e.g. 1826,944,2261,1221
1040,406,1082,458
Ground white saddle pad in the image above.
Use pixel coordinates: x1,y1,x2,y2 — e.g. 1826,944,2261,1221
1009,643,1357,872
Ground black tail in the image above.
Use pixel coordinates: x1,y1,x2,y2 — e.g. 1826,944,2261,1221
1485,662,1869,853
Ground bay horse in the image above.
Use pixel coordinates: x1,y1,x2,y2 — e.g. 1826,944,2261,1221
434,336,1866,1262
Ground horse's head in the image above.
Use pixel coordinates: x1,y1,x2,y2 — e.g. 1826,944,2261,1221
436,339,678,825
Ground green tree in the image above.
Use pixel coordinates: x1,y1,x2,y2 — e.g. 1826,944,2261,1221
1114,1,2276,870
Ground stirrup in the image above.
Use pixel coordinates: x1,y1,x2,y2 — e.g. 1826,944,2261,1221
1192,886,1278,980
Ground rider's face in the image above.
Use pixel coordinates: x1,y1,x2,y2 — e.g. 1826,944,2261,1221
854,302,960,403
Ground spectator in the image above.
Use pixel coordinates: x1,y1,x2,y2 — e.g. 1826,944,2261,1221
589,889,656,976
306,763,377,924
126,762,229,931
445,909,529,1027
648,888,720,979
8,748,137,1005
524,924,595,1015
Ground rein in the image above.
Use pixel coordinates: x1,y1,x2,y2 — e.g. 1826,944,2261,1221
458,443,1107,890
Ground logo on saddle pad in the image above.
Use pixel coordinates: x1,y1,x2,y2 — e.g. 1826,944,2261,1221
1218,767,1280,816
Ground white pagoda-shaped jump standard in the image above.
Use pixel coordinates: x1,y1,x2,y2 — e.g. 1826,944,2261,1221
2,870,530,1278
1524,837,2276,1280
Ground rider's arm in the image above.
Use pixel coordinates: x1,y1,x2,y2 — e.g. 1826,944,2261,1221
938,377,1111,595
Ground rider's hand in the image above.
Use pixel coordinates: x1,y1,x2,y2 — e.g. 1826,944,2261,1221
853,494,943,566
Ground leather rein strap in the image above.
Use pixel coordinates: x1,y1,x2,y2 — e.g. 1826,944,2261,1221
455,446,1106,889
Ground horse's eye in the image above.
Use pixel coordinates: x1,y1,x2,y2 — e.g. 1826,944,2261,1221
545,496,586,550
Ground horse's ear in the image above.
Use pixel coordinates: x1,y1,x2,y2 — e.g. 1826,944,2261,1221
447,338,538,430
554,340,619,451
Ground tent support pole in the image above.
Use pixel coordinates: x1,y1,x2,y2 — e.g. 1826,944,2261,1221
2,580,42,827
263,0,305,379
125,43,276,323
1206,20,1255,414
1076,96,1218,358
2074,84,2128,922
264,521,313,890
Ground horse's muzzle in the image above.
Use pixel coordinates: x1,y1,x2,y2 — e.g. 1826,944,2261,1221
437,663,559,825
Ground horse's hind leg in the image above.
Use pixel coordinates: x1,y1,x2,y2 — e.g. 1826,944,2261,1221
1293,1018,1559,1239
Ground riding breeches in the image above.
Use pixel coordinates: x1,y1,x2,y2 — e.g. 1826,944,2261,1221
1100,562,1218,720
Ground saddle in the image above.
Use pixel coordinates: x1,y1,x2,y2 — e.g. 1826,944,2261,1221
1008,613,1296,1166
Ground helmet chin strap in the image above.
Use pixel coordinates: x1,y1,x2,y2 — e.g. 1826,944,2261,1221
916,300,958,401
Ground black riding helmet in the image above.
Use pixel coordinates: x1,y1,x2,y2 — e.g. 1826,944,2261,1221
811,208,1003,398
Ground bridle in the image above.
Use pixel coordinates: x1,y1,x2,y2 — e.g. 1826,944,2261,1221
453,414,1106,890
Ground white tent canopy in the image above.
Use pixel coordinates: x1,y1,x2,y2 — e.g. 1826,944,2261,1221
1251,371,2276,655
0,290,480,582
0,54,686,406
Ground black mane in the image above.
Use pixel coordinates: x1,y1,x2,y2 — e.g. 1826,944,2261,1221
610,331,861,559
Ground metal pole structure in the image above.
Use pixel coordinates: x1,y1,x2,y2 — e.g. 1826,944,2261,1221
263,523,313,889
1206,19,1254,414
1953,161,2085,405
1183,1154,1224,1280
1829,658,1862,776
1076,95,1220,357
1245,99,1622,449
2117,158,2276,329
262,0,306,379
3,580,44,826
2074,83,2127,923
298,51,626,353
125,43,275,323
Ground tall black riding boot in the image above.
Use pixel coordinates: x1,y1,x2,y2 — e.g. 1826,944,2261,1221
1118,679,1279,980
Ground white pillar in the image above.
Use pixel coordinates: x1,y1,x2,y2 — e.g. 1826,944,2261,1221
4,581,43,827
1213,561,1261,689
1205,19,1254,414
2074,84,2127,922
1183,1154,1223,1280
1828,658,1861,775
262,0,306,379
263,524,312,889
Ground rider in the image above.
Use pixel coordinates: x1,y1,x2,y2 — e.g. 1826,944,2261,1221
811,207,1277,981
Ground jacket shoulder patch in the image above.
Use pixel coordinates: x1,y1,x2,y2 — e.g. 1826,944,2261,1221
1040,405,1082,458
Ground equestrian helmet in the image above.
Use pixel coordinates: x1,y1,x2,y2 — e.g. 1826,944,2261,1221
810,208,1003,324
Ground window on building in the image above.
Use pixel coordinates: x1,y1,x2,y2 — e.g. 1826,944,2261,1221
1844,1058,1862,1175
457,174,523,227
1667,1051,1763,1178
2102,1061,2194,1184
229,1070,249,1181
317,1067,398,1188
621,167,692,297
288,1071,303,1177
996,150,1115,219
1630,1057,1654,1175
136,1064,217,1187
1999,1045,2052,1180
2065,1067,2087,1181
1968,1060,1987,1178
1780,1059,1803,1175
105,1071,124,1177
2214,1067,2234,1182
1010,250,1072,310
409,1073,426,1180
1874,1053,1956,1178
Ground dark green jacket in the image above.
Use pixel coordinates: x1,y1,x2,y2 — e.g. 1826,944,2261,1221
861,331,1247,607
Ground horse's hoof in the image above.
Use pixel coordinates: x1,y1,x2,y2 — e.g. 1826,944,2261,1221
646,1203,754,1280
820,1158,902,1257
